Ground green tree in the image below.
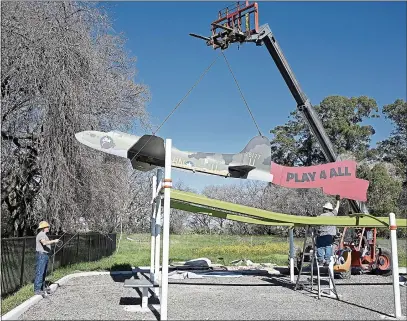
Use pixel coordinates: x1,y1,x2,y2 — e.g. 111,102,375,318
376,99,407,180
270,95,379,166
375,99,407,223
357,163,402,216
268,95,407,218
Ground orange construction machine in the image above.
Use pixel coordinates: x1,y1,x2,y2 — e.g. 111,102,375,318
333,227,392,279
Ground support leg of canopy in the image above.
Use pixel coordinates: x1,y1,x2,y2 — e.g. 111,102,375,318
154,190,162,298
389,212,404,319
150,175,157,288
160,139,172,321
289,228,295,283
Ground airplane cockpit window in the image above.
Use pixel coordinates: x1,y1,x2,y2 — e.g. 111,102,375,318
110,130,139,138
110,130,125,137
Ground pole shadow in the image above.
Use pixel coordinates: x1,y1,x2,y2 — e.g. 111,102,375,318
262,275,397,318
120,292,161,320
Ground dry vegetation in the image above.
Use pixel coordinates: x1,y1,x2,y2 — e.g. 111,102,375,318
1,1,151,236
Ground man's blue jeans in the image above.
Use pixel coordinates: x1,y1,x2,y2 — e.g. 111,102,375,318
316,235,333,264
34,252,49,293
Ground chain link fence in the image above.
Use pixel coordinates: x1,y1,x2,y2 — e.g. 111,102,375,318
1,232,116,297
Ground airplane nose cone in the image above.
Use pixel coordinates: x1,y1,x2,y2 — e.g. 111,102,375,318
74,131,85,142
75,130,106,149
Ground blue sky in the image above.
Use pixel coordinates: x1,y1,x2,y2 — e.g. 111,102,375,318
102,1,406,191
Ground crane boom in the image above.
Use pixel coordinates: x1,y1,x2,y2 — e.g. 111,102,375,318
190,2,368,214
257,25,337,163
253,25,365,214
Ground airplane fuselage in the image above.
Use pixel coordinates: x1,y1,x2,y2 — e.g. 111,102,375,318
75,130,272,181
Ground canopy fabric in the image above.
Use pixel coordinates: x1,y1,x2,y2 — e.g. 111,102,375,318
170,190,407,228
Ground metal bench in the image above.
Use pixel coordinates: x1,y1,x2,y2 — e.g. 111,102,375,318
123,278,159,309
132,267,151,278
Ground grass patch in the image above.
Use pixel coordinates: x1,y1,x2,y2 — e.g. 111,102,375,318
2,234,406,315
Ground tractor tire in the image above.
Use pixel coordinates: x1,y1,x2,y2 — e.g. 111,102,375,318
336,270,351,279
376,248,392,276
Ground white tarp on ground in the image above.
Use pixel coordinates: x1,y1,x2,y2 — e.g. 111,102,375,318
399,267,407,274
183,258,212,267
168,271,243,279
168,257,281,279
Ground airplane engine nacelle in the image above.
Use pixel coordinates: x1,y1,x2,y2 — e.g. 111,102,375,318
128,135,166,171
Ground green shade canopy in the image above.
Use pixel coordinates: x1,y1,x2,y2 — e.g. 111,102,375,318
170,190,407,228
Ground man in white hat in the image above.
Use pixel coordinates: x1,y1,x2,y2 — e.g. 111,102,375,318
316,195,340,266
34,221,59,296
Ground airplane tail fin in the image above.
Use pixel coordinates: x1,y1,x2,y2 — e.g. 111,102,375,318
239,135,271,156
229,135,271,178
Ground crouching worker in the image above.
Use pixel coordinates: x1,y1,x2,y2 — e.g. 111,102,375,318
316,195,340,266
34,221,59,296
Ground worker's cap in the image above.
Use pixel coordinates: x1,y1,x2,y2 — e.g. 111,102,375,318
37,221,50,229
323,202,333,210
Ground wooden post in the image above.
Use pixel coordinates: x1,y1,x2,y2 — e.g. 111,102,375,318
88,234,91,262
105,234,109,256
61,234,66,266
97,233,100,260
20,238,26,287
76,234,80,261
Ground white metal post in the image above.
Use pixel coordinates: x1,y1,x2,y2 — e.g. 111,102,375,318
150,175,157,283
289,228,295,283
329,255,334,295
154,191,162,297
154,168,164,298
389,213,402,319
160,139,172,321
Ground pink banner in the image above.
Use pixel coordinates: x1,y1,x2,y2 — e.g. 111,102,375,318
270,160,369,202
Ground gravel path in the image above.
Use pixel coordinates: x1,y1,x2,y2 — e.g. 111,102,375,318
20,273,406,320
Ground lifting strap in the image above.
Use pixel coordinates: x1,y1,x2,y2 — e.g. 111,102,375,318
129,48,263,165
221,50,262,137
128,53,220,165
152,54,220,136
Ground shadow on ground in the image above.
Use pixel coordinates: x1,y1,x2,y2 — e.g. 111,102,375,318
119,285,161,320
263,275,395,318
119,296,160,306
167,275,298,287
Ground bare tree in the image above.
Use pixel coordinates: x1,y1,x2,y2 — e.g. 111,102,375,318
198,180,331,236
1,1,150,236
121,171,155,233
168,181,196,234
